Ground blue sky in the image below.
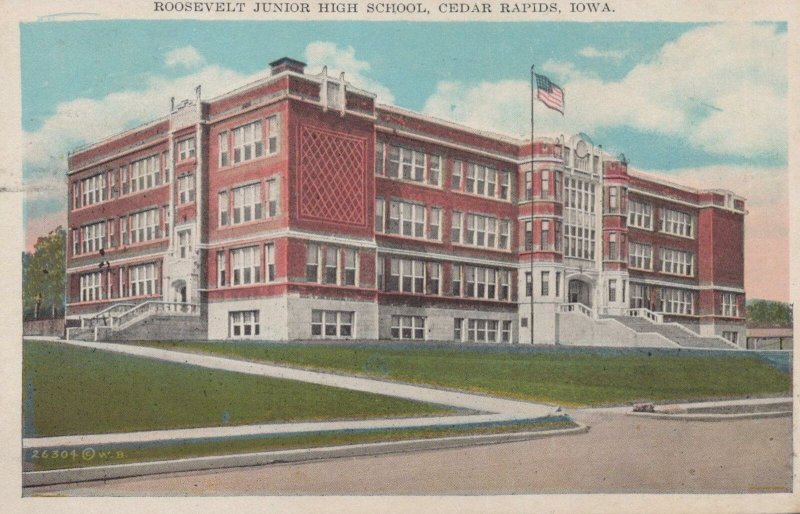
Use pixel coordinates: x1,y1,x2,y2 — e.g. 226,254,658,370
20,20,790,299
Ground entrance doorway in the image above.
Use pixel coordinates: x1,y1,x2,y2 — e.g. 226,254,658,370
172,279,187,304
568,279,592,307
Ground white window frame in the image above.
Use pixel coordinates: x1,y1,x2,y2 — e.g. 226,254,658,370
629,242,653,270
231,245,261,286
233,120,264,164
176,137,196,161
229,310,260,337
391,315,425,340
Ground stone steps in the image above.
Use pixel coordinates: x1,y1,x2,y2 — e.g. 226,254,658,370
605,316,735,349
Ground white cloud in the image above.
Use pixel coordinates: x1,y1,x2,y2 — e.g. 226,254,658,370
578,47,627,60
164,45,206,69
423,23,786,158
304,42,395,103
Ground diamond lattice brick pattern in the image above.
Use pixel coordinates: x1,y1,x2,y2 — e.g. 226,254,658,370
298,125,367,227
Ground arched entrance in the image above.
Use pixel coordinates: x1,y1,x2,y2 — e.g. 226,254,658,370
172,279,187,304
568,278,592,307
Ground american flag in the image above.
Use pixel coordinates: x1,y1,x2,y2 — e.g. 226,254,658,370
535,73,565,114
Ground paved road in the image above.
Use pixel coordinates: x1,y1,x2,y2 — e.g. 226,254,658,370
30,409,791,495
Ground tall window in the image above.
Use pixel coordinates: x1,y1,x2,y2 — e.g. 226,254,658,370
388,258,425,293
541,271,550,296
232,246,260,285
80,272,102,302
130,155,160,193
264,243,275,282
541,220,550,250
177,229,192,259
232,183,261,224
343,249,357,286
660,248,694,276
375,198,385,233
267,115,280,154
217,250,226,286
660,208,695,238
608,233,618,260
451,160,462,189
177,174,195,204
267,178,280,217
129,263,156,297
233,120,263,163
324,247,338,284
375,142,385,175
306,243,319,282
176,138,195,161
661,288,694,315
525,272,532,297
428,155,442,186
451,211,462,243
129,208,160,244
629,242,653,270
81,221,106,254
451,264,462,296
80,174,106,206
429,207,442,240
628,199,653,230
219,191,229,226
388,200,425,238
218,131,229,167
230,311,259,337
721,293,739,317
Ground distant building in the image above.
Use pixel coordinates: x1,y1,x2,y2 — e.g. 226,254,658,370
64,57,746,348
746,328,793,350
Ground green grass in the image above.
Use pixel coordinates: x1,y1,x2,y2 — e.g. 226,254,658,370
137,342,792,407
24,417,577,471
22,341,456,437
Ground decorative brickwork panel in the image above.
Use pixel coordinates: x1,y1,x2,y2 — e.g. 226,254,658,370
297,125,367,227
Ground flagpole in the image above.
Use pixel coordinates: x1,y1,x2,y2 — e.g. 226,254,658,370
529,64,535,345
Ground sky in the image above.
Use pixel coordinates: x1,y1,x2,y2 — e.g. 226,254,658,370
20,20,788,301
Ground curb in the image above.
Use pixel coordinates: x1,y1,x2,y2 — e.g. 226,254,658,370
626,411,791,422
23,423,589,488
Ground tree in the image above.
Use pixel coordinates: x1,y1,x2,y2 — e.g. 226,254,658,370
22,226,66,319
746,299,793,328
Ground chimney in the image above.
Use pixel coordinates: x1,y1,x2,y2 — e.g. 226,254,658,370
270,57,306,76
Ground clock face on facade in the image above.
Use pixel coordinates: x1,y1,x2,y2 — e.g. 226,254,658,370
575,140,589,159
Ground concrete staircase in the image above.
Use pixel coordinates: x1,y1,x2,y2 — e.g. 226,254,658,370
604,315,737,350
67,301,205,342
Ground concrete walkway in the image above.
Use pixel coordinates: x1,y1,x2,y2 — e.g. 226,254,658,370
23,338,559,449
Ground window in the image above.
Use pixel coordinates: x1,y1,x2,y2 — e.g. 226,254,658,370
267,178,280,216
464,213,504,250
660,288,694,315
388,200,425,238
660,248,694,276
541,220,550,250
375,142,385,175
218,131,229,166
391,315,425,340
451,160,462,189
630,283,650,309
176,138,196,161
429,207,442,240
217,250,226,286
375,198,385,233
501,320,512,342
608,187,619,211
486,168,496,197
721,293,739,317
608,233,618,260
387,146,428,183
311,310,354,337
608,279,617,302
130,155,160,193
324,247,338,284
163,206,171,238
129,208,160,244
500,172,510,200
72,228,79,256
177,229,192,259
525,272,532,297
722,331,739,344
629,242,653,270
81,221,106,254
461,266,501,300
219,191,229,226
129,263,157,297
72,182,80,210
233,120,263,163
387,146,400,178
454,318,463,341
541,170,550,198
426,262,441,295
555,271,561,297
267,115,280,154
428,155,442,186
343,248,357,286
499,270,510,300
451,211,462,243
80,174,106,207
525,221,533,251
306,244,320,282
232,246,261,285
660,208,695,238
525,170,533,200
177,174,195,204
264,243,275,282
628,199,653,230
451,264,462,296
388,258,425,293
80,272,102,302
230,310,260,337
563,177,597,260
499,220,510,249
232,183,261,224
541,271,550,296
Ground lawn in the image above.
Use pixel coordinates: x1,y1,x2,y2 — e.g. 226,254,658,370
22,340,457,437
137,341,792,407
24,416,576,471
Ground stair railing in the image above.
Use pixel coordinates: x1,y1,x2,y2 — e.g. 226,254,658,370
559,302,596,319
625,308,664,324
114,301,199,329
